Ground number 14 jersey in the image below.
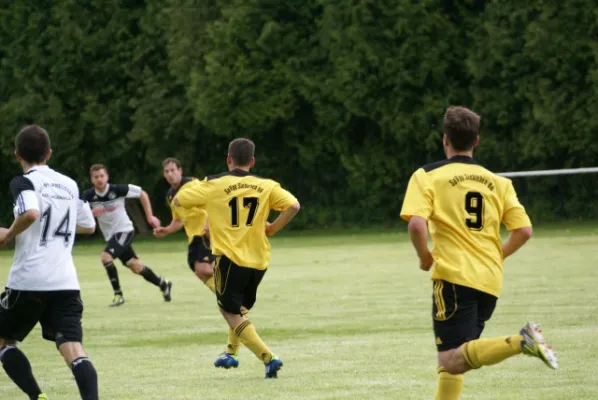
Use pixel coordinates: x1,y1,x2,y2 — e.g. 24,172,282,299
8,166,95,291
400,155,531,297
176,169,298,270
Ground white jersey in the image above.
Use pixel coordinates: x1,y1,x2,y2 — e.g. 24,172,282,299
82,184,142,241
7,165,96,291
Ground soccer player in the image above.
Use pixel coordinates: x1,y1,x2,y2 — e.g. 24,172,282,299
154,158,216,294
83,164,172,307
0,125,99,400
174,138,300,378
400,107,558,400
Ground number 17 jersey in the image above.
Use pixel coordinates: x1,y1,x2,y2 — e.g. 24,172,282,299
400,155,531,297
176,169,298,270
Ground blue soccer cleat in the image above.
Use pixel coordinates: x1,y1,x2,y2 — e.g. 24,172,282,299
214,352,239,369
264,356,283,379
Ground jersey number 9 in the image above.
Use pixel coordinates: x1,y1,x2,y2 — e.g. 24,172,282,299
465,191,484,231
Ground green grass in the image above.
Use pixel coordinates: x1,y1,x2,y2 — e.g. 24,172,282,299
0,227,597,399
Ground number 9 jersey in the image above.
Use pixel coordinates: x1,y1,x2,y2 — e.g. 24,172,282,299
400,155,531,297
8,166,96,291
175,169,298,270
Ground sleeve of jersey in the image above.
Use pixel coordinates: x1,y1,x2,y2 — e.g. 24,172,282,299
10,176,39,215
269,184,298,211
76,199,96,229
176,180,207,208
502,182,532,230
125,184,142,199
400,169,433,221
170,202,181,220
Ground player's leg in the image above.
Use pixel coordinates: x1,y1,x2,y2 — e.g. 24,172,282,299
125,255,172,301
101,236,124,306
41,291,98,400
190,236,216,293
459,292,558,371
0,290,46,399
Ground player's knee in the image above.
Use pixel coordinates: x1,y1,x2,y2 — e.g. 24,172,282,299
58,341,86,365
100,252,113,264
438,348,468,375
194,262,213,281
127,259,143,273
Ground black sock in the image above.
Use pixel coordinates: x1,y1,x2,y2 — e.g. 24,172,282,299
103,261,122,294
71,357,98,400
140,265,163,288
0,345,42,400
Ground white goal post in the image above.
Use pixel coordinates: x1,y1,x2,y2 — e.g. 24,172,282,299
497,167,598,178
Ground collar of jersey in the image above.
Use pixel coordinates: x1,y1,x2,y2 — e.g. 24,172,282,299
26,165,50,173
448,155,478,164
230,169,251,176
94,184,110,197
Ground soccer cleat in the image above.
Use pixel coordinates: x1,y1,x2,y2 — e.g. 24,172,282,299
37,394,49,400
264,356,283,379
109,293,125,307
162,280,173,302
520,322,559,369
214,352,239,369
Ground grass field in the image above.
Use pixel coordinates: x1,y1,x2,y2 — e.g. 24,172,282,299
1,227,597,399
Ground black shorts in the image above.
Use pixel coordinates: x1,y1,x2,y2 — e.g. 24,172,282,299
432,279,497,352
105,231,137,265
0,289,84,347
214,255,266,315
187,235,216,271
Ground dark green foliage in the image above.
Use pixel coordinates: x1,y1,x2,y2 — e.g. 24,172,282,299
1,0,596,227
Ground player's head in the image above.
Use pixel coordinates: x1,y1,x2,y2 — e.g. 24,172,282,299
14,125,52,167
442,106,480,155
163,157,183,186
227,138,255,170
89,164,109,190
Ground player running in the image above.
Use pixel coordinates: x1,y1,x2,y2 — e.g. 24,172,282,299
0,125,99,400
154,158,216,294
401,106,558,400
83,164,172,307
174,138,300,378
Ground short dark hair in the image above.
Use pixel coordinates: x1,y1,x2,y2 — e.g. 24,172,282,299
228,138,255,166
443,106,481,151
162,157,182,169
15,125,51,164
89,164,107,176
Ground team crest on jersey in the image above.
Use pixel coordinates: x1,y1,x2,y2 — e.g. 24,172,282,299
108,192,116,200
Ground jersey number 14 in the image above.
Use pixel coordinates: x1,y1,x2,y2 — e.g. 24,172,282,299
40,206,73,247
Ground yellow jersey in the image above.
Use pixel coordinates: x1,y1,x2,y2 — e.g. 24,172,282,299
400,155,531,297
176,169,298,269
167,177,208,244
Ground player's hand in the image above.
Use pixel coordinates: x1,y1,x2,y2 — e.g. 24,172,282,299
419,251,434,272
91,206,105,217
265,221,277,237
153,227,168,238
0,227,11,247
147,216,161,229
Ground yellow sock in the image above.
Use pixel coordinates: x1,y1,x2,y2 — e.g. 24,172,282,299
435,366,463,400
234,320,272,363
203,276,216,294
226,327,241,355
462,335,523,369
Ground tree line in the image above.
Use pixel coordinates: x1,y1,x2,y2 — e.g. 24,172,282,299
1,0,597,229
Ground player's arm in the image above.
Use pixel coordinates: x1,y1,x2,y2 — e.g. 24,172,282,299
154,206,184,238
76,198,96,235
400,169,434,271
115,184,161,228
266,185,300,237
501,182,533,259
0,177,41,246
